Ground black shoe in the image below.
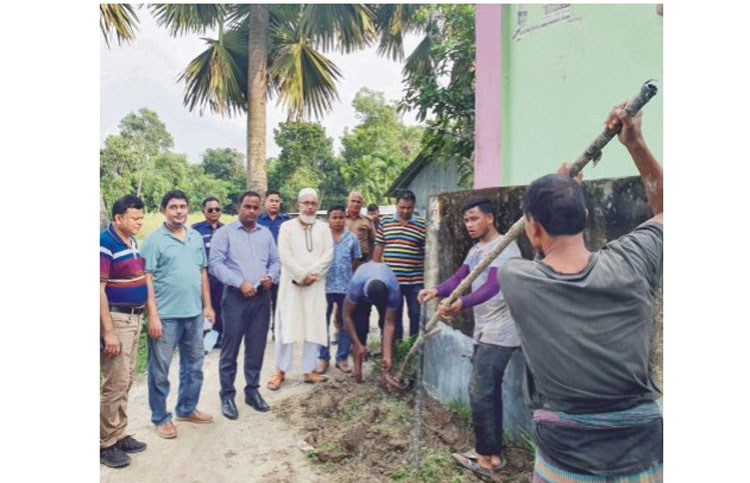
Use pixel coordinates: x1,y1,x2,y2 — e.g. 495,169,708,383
221,397,239,420
100,444,131,468
245,391,270,412
117,435,147,453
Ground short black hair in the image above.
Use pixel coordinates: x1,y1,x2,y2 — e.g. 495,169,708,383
367,204,379,212
202,196,220,208
328,204,346,215
460,197,496,221
365,280,388,308
523,174,586,235
160,189,188,210
265,189,281,198
238,190,262,205
396,190,416,203
112,195,144,219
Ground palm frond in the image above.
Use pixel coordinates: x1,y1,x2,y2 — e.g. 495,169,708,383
149,4,225,36
177,24,248,116
371,4,420,61
100,4,139,48
403,32,434,81
299,4,375,53
269,21,342,121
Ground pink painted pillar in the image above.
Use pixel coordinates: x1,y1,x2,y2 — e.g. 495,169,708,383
474,4,503,189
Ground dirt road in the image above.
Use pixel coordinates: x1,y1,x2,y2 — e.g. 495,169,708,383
101,338,334,483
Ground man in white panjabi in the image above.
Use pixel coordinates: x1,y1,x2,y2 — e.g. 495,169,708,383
267,188,334,390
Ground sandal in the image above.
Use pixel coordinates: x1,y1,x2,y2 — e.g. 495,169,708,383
304,372,329,384
335,360,352,373
267,370,285,391
451,453,506,478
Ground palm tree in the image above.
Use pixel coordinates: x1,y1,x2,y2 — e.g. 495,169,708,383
149,4,376,193
100,4,140,229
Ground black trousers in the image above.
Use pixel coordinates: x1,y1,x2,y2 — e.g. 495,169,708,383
352,301,386,347
219,286,270,399
209,279,224,334
469,343,518,456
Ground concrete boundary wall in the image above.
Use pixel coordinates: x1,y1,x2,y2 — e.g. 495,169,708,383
421,176,663,439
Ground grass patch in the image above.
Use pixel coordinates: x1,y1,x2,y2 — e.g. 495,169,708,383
446,400,472,425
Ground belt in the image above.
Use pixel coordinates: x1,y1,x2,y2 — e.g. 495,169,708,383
110,305,145,315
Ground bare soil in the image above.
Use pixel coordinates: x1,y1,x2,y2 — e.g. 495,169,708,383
276,364,534,483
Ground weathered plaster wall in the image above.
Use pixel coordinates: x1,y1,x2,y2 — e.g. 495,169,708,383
422,176,663,438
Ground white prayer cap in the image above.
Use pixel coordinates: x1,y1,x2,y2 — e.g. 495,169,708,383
298,187,318,201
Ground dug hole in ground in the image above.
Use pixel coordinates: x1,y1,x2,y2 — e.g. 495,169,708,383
101,309,534,483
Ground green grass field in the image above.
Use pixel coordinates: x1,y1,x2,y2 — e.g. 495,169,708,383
134,212,238,247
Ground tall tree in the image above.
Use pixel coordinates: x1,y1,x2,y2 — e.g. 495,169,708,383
394,4,476,187
267,121,341,208
340,88,422,203
149,4,376,193
118,108,174,197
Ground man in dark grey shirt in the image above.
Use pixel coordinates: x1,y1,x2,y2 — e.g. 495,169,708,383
499,103,663,481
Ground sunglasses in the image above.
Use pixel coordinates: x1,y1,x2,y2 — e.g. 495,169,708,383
206,208,221,213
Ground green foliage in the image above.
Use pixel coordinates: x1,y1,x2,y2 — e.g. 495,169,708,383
399,4,475,188
100,109,245,213
267,121,346,209
340,88,423,203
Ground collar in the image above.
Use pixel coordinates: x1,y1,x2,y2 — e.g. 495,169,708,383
108,223,134,247
160,222,192,242
234,220,261,233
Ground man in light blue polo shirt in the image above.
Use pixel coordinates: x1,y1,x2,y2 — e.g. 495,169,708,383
143,189,216,440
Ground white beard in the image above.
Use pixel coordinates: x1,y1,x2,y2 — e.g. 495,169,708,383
299,214,316,225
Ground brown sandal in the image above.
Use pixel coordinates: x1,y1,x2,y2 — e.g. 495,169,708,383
267,370,285,391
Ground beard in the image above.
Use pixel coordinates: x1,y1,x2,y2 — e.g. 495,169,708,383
299,213,317,225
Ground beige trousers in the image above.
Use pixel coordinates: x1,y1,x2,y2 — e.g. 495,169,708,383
100,311,142,448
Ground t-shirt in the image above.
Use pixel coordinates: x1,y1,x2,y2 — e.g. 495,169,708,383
326,230,362,294
346,262,401,309
375,215,426,285
142,223,208,319
465,236,522,347
499,221,663,414
100,224,148,307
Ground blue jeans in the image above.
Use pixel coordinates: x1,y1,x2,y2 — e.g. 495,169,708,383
147,314,204,426
395,283,423,339
319,293,351,362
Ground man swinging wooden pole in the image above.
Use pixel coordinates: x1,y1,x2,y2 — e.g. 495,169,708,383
384,80,659,391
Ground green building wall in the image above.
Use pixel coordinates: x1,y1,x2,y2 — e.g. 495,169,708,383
500,4,663,186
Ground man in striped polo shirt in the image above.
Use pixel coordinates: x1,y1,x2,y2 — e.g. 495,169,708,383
373,190,426,340
100,195,150,468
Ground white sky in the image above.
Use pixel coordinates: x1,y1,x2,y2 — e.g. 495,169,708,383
100,11,421,164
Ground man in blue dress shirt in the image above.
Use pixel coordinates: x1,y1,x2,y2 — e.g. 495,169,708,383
209,191,280,419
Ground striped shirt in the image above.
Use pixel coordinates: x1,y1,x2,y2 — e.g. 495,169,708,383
375,215,427,285
100,224,147,307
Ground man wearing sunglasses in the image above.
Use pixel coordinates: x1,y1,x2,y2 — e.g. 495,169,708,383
192,197,225,348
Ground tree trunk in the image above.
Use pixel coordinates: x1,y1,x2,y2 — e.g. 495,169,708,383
247,5,268,193
100,190,110,232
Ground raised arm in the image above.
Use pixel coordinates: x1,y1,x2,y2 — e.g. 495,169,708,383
607,103,663,223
